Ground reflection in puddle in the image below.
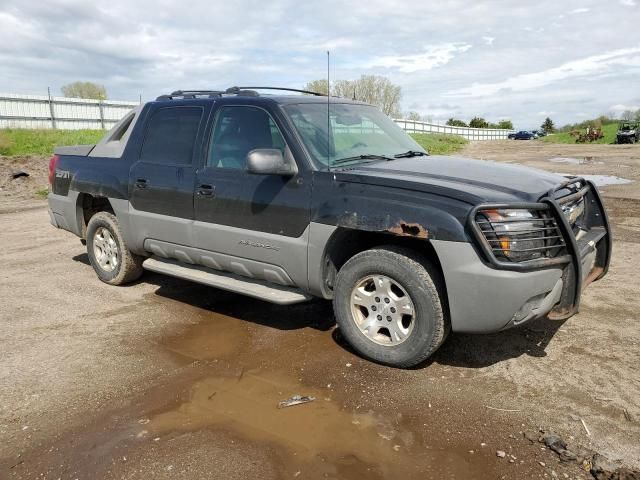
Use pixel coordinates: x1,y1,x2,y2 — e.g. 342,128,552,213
555,173,634,186
549,156,603,165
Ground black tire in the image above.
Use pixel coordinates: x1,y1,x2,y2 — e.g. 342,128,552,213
86,211,143,285
333,246,448,368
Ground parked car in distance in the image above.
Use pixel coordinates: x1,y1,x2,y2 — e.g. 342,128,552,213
616,121,639,144
513,131,537,140
507,132,517,139
47,87,612,368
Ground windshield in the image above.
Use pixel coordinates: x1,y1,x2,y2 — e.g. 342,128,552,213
283,103,426,167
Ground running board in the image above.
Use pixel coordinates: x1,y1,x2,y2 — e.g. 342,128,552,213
142,256,312,305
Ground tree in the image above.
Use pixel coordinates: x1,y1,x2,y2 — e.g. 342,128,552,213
304,79,329,96
496,119,514,130
405,111,422,121
621,110,635,121
304,75,402,117
469,117,489,128
446,118,468,127
61,81,107,100
541,117,555,134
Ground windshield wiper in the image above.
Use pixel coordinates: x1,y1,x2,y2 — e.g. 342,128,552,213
331,154,395,167
393,150,429,158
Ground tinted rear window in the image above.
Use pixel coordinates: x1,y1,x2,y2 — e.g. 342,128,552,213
140,107,203,165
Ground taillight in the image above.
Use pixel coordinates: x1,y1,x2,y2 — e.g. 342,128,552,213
48,154,59,185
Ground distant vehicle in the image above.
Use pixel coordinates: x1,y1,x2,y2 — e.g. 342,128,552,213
513,131,536,140
46,87,611,368
507,132,517,139
533,130,547,138
616,121,639,144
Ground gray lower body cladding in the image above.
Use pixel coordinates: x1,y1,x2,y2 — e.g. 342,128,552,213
430,240,564,333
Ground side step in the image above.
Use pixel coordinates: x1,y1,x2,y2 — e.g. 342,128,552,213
142,256,313,305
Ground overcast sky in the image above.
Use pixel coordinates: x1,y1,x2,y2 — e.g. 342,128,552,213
1,0,639,128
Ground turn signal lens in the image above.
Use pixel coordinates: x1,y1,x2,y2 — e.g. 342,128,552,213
499,236,511,254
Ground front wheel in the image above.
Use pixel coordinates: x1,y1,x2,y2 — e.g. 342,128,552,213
86,211,143,285
333,246,448,368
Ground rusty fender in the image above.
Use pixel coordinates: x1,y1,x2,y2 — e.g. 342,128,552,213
336,212,429,239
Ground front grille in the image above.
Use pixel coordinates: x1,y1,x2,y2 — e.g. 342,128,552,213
475,209,566,262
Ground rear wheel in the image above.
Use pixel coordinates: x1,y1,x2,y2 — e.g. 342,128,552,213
86,211,143,285
333,246,447,368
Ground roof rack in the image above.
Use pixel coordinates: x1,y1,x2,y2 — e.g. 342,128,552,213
156,86,326,101
226,86,325,96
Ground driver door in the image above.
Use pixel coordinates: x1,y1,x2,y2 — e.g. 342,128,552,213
192,105,311,288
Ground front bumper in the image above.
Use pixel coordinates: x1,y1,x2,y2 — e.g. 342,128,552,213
617,134,636,143
433,178,611,333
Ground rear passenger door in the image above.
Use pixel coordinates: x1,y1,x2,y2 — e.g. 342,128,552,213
129,103,208,247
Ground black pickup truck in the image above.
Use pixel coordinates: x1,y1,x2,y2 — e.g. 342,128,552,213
48,87,611,368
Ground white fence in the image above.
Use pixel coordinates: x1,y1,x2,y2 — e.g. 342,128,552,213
0,93,139,130
0,93,514,140
395,119,514,140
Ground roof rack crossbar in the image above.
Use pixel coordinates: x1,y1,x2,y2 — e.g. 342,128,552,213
227,86,325,96
156,90,224,100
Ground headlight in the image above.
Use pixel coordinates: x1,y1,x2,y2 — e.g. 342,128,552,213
475,208,564,262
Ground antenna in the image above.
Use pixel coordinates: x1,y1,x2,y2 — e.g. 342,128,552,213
327,50,330,171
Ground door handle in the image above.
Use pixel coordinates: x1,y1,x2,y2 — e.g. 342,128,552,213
197,184,215,197
135,178,147,189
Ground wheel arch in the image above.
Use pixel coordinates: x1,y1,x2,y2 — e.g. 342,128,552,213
319,227,449,321
75,193,115,239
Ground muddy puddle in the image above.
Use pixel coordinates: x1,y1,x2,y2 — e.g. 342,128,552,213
550,156,604,165
144,368,487,478
554,172,634,186
148,310,496,478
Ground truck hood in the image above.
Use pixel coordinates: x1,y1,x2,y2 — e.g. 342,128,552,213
336,155,567,204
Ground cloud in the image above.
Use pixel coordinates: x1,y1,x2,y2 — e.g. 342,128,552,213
364,43,472,73
482,36,495,46
609,104,640,115
620,0,636,5
446,47,640,97
569,7,590,14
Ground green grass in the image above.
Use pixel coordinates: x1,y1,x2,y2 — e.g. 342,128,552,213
0,128,469,158
410,133,468,155
540,123,619,144
35,187,49,199
0,129,105,156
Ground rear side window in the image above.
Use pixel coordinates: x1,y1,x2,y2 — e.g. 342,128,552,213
140,107,203,165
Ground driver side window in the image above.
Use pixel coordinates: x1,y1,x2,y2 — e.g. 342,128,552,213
207,106,286,169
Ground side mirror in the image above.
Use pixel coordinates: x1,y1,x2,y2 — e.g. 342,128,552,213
246,148,298,176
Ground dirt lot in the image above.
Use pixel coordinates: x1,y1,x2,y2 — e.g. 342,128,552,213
1,142,639,479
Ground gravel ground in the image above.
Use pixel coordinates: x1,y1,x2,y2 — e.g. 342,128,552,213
1,143,639,479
